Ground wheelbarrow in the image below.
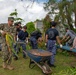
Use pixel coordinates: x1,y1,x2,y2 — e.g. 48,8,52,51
27,49,52,75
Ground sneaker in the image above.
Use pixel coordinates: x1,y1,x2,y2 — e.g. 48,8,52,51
14,56,18,60
48,64,56,67
23,55,26,59
23,56,27,59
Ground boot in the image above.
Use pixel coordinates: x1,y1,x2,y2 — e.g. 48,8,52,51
2,62,7,69
7,65,14,70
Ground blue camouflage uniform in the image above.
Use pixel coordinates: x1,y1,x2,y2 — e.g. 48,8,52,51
30,36,38,49
46,28,59,65
30,31,42,49
18,30,28,58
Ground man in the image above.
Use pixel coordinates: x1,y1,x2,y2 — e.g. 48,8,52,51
0,17,16,70
61,28,76,46
70,37,76,50
45,21,62,67
30,30,42,49
17,22,21,27
18,26,28,58
14,22,21,60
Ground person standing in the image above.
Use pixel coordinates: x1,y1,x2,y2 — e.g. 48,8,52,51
0,17,16,70
18,26,28,58
45,21,62,67
13,22,22,60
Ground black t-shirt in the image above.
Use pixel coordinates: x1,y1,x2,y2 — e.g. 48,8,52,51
18,30,28,40
46,28,59,40
16,28,21,32
16,28,21,36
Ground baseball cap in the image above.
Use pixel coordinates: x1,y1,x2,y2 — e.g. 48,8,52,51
8,17,14,21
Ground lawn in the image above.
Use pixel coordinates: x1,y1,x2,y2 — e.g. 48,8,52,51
0,49,76,75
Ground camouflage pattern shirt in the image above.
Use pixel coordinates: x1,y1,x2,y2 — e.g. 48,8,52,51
0,24,16,43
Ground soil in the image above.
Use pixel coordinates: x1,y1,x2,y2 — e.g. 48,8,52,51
28,49,52,56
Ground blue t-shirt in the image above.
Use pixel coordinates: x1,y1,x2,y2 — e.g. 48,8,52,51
46,28,59,40
18,30,28,40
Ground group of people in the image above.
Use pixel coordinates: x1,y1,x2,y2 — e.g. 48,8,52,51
0,16,76,71
0,17,29,70
45,22,76,67
0,17,42,70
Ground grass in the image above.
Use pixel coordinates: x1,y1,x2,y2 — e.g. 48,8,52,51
0,47,76,75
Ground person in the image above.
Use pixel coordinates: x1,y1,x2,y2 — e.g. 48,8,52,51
0,17,16,70
45,21,62,67
13,22,22,60
17,21,21,27
70,37,76,50
18,26,28,58
15,22,22,34
61,28,76,46
30,30,42,49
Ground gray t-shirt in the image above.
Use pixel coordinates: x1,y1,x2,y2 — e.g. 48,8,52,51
65,30,76,39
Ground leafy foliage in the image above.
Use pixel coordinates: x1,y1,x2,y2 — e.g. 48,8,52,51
9,9,24,22
43,15,51,32
44,0,76,29
26,22,36,34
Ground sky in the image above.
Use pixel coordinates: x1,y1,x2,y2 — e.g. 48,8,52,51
0,0,48,24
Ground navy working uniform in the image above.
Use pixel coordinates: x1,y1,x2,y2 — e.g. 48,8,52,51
18,29,28,58
30,31,42,49
13,23,22,60
46,28,59,66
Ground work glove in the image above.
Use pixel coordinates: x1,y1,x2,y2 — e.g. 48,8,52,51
45,42,47,47
26,40,28,44
0,30,3,33
60,44,63,48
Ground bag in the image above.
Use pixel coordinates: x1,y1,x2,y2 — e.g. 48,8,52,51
31,31,41,36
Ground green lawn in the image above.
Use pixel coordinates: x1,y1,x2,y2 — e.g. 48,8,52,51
0,49,76,75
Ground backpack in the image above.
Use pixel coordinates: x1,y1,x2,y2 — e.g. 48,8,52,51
31,31,41,36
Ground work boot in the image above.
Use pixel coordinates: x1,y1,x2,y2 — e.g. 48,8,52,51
2,62,7,69
7,65,14,70
14,56,18,60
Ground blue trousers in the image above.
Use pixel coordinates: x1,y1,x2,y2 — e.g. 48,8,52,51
47,40,56,65
18,40,26,57
30,37,38,49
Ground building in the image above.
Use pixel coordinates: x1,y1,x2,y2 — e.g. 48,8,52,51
34,20,43,32
56,24,65,37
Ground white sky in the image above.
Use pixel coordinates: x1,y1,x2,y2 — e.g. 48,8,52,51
0,0,48,24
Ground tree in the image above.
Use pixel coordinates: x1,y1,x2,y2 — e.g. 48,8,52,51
43,14,51,32
10,9,24,22
44,0,75,29
26,22,36,34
